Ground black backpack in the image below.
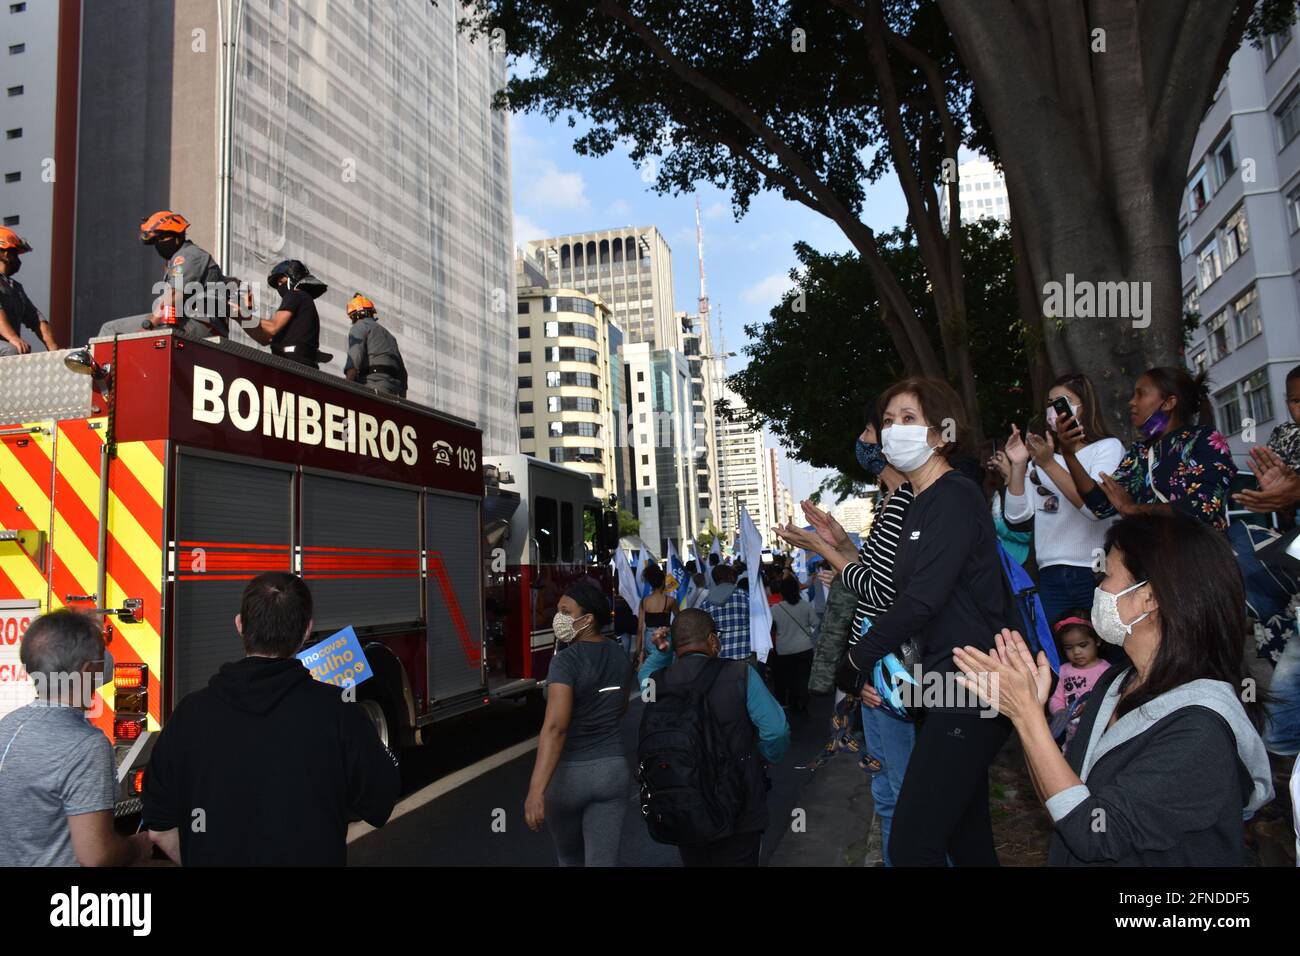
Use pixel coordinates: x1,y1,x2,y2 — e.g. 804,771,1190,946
636,657,746,846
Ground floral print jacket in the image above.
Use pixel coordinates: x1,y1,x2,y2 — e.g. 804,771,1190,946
1082,425,1237,531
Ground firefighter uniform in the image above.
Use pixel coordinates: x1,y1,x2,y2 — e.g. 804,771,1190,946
98,212,231,341
0,227,59,355
344,295,407,398
0,273,50,356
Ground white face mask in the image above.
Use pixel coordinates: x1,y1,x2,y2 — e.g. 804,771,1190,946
881,423,936,473
1090,580,1151,646
552,612,578,644
1045,400,1080,433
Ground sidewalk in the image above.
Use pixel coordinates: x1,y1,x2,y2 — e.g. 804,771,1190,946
768,718,1297,867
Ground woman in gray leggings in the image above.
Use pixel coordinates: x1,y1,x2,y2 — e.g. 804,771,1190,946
525,579,635,866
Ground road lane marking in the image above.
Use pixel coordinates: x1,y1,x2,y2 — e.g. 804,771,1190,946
347,736,540,843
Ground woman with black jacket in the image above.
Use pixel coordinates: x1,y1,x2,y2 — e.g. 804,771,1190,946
954,513,1273,866
846,377,1016,866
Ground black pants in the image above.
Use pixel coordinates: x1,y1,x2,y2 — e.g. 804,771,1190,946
772,648,813,711
678,830,763,867
888,710,1012,866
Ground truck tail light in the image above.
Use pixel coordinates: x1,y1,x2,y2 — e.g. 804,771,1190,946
113,663,146,690
113,663,148,718
114,716,145,741
130,769,145,795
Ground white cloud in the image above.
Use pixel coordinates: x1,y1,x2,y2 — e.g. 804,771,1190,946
513,212,550,247
526,161,591,211
606,198,632,218
703,201,729,221
741,273,793,305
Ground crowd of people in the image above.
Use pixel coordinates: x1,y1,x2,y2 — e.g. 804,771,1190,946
5,365,1300,869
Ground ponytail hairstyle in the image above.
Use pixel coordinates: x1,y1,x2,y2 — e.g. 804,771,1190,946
1048,372,1114,441
1141,366,1214,429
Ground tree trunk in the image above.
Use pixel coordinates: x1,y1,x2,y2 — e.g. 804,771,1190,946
938,0,1250,433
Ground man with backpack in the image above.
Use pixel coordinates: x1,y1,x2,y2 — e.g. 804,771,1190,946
635,608,790,866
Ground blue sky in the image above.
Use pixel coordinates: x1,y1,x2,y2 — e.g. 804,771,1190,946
510,110,913,503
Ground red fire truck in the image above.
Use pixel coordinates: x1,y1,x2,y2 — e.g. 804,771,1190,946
0,329,601,815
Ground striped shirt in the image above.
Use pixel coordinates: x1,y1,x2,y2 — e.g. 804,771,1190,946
843,482,914,665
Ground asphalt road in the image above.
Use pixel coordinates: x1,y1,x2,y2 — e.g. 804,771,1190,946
347,684,837,866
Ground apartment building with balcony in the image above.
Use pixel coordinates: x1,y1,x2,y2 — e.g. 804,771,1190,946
1181,24,1300,464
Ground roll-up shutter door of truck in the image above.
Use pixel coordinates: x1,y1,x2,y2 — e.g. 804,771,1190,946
426,493,484,701
172,453,294,706
300,472,421,631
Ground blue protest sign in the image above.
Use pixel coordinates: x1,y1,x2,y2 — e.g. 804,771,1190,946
297,625,372,689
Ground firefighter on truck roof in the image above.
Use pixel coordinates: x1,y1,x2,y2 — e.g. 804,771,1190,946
97,211,235,340
344,293,408,398
241,259,328,370
0,227,61,356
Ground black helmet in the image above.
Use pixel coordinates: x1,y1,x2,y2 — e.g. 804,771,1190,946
267,259,327,299
268,259,309,287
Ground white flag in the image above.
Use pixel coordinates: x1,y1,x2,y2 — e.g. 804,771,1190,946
615,546,641,617
739,505,773,663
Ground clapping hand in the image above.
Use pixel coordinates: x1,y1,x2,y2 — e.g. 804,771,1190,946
1025,429,1056,467
1233,446,1300,513
1004,424,1030,467
801,499,852,553
952,629,1053,724
985,449,1011,483
1096,471,1137,516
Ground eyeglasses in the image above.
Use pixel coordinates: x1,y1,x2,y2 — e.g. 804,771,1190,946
1029,469,1060,513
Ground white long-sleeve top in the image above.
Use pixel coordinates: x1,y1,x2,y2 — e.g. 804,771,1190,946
1003,437,1124,569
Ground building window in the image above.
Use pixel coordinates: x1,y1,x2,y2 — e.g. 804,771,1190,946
1220,206,1249,268
11,3,28,12
1217,386,1242,444
518,376,532,389
517,302,529,315
546,371,561,387
8,43,23,54
1212,135,1236,188
2,215,18,227
520,426,534,440
5,85,22,97
544,321,559,338
1196,239,1221,291
1187,164,1210,217
549,422,563,437
1289,183,1300,233
518,351,531,364
642,455,649,465
519,401,533,414
4,128,19,139
637,371,644,382
1183,286,1199,319
1206,310,1231,363
1178,231,1191,259
519,327,531,341
644,497,652,508
643,476,650,486
3,172,17,184
1265,29,1293,67
1192,350,1207,377
1242,369,1274,424
1277,89,1300,148
1232,286,1261,343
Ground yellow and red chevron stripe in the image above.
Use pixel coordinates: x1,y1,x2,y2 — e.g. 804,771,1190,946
0,419,164,739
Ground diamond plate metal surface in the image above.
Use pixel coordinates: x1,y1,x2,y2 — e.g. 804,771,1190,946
0,350,95,424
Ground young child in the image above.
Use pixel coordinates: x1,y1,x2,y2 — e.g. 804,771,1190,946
1049,613,1112,753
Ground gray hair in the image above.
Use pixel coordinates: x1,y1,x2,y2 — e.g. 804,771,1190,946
19,610,105,695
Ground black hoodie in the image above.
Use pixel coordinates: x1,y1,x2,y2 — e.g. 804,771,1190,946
142,657,400,866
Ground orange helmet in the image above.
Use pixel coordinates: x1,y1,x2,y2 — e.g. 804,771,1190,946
0,226,31,254
139,210,190,244
347,293,377,318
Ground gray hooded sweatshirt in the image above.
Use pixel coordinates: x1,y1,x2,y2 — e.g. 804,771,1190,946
1046,665,1274,867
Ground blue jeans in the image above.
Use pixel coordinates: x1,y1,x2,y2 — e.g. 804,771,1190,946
1036,564,1097,627
1265,630,1300,757
861,704,916,867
